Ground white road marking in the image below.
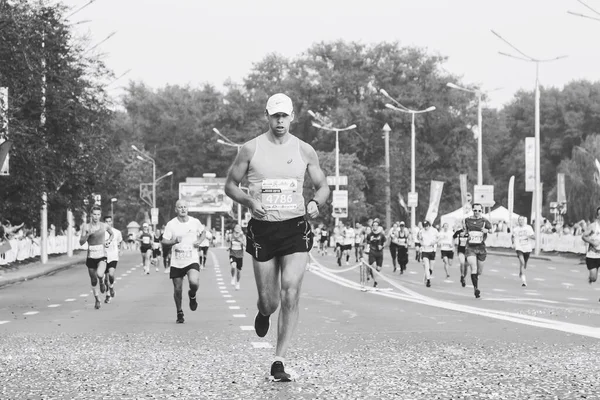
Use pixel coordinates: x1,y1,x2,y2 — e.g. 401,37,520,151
562,283,574,287
229,306,240,310
240,326,254,331
223,294,232,298
218,286,226,289
220,290,228,294
524,292,541,296
571,269,579,273
0,321,9,325
490,269,499,272
533,278,545,281
409,271,417,275
47,304,60,308
567,297,589,301
116,277,122,280
233,314,246,318
226,300,236,303
511,273,518,277
65,298,76,302
445,280,455,283
251,342,273,349
23,311,39,316
492,289,506,292
548,266,556,270
80,294,89,297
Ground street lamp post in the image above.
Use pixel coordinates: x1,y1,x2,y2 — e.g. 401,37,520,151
380,89,435,231
110,198,117,221
492,30,567,256
214,128,244,226
132,145,173,231
446,82,484,186
382,123,392,229
308,111,356,227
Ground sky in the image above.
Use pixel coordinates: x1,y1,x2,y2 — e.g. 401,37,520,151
61,0,600,108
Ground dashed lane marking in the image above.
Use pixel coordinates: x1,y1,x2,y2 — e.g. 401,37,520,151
409,271,417,275
251,342,273,349
548,266,556,270
48,304,60,308
562,283,574,287
218,286,226,289
220,290,229,294
226,300,236,303
65,299,76,302
223,294,232,298
567,297,589,301
116,277,123,280
571,269,579,273
524,292,541,296
533,278,545,281
511,273,518,277
80,294,89,297
23,311,39,316
229,306,240,310
240,326,254,331
490,269,499,272
233,314,246,318
492,289,507,292
0,321,9,325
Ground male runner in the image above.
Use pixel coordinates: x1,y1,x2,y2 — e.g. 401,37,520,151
341,222,355,266
162,200,206,323
365,218,386,288
333,223,344,266
229,223,246,290
413,222,423,262
198,226,211,270
463,203,492,298
418,220,438,287
152,227,162,272
438,223,454,279
318,224,329,256
224,93,329,382
511,216,535,287
396,221,411,274
453,224,469,287
354,223,365,263
79,206,114,310
161,225,172,274
103,216,122,303
581,206,600,302
138,223,153,274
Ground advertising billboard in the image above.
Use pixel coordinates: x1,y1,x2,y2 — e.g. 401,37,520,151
179,180,233,213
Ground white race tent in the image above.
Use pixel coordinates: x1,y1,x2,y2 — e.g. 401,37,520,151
439,205,523,228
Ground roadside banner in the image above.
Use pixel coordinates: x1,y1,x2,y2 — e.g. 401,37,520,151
508,175,515,230
525,137,535,192
425,180,444,224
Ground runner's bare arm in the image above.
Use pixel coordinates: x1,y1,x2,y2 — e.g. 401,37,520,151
105,224,114,243
582,226,595,244
79,224,89,245
301,142,330,218
224,140,266,217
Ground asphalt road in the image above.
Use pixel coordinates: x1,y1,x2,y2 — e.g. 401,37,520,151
1,248,599,399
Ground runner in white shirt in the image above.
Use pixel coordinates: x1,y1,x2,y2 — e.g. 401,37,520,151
198,226,211,270
162,200,206,324
103,215,122,304
581,206,600,302
342,225,355,266
333,223,344,266
438,223,454,279
511,216,535,287
418,220,438,287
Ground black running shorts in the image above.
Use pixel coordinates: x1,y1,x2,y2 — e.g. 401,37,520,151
162,245,172,258
341,244,352,251
152,248,161,258
170,263,200,279
230,256,243,270
441,250,454,260
465,245,487,262
140,245,152,254
422,251,436,261
586,257,600,271
457,246,466,255
199,246,209,256
516,250,531,263
86,257,106,269
368,252,383,267
106,260,118,270
246,216,313,262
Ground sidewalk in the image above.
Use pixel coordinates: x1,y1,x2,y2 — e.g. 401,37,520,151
487,247,584,263
0,251,87,288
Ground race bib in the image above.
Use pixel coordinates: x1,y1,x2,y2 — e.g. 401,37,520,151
261,179,299,210
142,236,150,244
397,237,407,247
519,237,529,246
231,241,242,251
441,242,453,250
174,245,193,260
459,237,467,247
469,231,483,244
152,241,160,249
88,244,105,259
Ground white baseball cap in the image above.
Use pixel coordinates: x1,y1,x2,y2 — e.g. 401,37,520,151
266,93,293,116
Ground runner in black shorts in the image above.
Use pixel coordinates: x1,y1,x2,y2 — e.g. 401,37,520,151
582,206,600,302
224,93,330,382
138,223,153,274
418,220,438,287
318,224,329,256
366,218,386,288
152,228,162,272
229,224,246,291
453,226,469,287
463,203,492,298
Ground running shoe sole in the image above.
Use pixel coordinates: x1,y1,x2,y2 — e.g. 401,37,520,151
254,312,270,337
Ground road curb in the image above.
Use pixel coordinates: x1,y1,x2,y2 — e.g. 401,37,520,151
0,256,85,288
487,250,553,262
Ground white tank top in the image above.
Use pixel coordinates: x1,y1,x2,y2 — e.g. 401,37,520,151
247,133,307,222
586,222,600,259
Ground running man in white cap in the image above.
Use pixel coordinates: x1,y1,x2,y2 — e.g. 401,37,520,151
225,93,330,382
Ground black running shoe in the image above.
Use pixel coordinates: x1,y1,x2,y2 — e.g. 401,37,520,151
426,279,431,288
270,361,292,382
188,290,198,311
460,276,466,287
475,289,481,298
99,281,106,294
94,297,101,309
110,286,115,298
176,311,184,324
104,296,111,304
373,281,378,288
254,312,271,338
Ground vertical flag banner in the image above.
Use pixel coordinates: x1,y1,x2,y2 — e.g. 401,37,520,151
525,137,535,192
459,174,468,206
0,87,8,175
425,180,444,224
556,173,566,203
508,175,515,230
398,193,408,213
531,182,543,224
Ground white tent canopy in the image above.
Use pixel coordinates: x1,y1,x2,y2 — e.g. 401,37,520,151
439,205,523,228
